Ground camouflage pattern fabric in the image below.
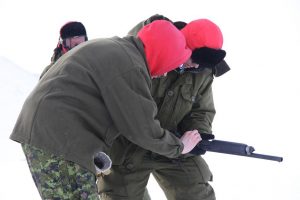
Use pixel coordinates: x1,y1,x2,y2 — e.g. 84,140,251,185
22,143,100,200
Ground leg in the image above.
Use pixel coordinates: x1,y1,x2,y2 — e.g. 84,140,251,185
22,143,99,200
152,155,215,200
143,187,152,200
98,164,152,200
98,147,154,200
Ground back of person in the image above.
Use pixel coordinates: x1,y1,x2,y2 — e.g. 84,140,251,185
10,20,196,200
40,21,88,79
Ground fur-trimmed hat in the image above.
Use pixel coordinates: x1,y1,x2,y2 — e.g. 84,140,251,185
181,19,223,50
175,19,230,76
60,21,87,39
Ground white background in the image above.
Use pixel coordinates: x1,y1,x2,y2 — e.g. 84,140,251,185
1,0,300,199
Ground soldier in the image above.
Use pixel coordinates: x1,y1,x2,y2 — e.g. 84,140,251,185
10,20,201,200
40,21,88,78
98,16,230,200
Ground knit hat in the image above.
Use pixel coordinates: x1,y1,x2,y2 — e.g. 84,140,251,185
60,21,87,39
138,20,191,76
180,19,230,76
181,19,223,50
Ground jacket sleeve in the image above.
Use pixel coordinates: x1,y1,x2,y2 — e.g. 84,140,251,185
127,21,144,36
39,63,54,79
102,68,183,158
178,76,216,134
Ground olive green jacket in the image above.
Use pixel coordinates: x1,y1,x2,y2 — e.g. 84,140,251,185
110,68,215,164
152,69,215,135
109,17,215,164
10,36,184,174
129,18,215,134
40,62,54,79
40,47,64,79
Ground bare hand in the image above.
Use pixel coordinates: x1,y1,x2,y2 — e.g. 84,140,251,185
180,130,202,154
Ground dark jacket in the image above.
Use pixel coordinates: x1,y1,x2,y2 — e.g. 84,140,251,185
109,17,215,163
10,36,184,174
152,69,215,135
40,47,64,79
129,17,215,144
109,66,215,164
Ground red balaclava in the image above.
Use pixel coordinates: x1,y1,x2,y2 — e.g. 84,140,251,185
181,19,223,50
138,20,191,76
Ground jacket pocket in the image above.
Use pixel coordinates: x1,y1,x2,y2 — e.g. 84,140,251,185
180,84,198,103
190,156,213,183
167,156,213,185
177,85,198,120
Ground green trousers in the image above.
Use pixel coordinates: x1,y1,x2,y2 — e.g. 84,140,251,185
22,143,100,200
98,151,215,200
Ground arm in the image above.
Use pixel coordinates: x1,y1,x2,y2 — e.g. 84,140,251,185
40,48,62,79
39,63,54,79
102,69,186,158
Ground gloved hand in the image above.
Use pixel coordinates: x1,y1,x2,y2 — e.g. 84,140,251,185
189,133,215,155
200,132,215,140
94,152,112,176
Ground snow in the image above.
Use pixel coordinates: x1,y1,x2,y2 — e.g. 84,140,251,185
0,57,40,199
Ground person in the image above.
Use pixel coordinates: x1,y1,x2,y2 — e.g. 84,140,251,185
40,21,88,78
98,16,230,200
10,20,202,200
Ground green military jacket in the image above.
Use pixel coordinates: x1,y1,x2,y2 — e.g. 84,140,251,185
128,17,215,135
110,16,216,164
152,69,215,135
10,36,184,174
110,68,215,164
40,47,64,79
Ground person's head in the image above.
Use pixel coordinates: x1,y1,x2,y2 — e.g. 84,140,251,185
137,20,191,77
174,19,230,76
59,21,88,53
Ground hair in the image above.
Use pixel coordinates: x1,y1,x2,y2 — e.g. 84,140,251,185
173,21,187,30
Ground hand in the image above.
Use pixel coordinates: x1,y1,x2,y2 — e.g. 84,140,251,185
189,133,215,155
200,132,215,140
180,130,202,154
189,143,206,155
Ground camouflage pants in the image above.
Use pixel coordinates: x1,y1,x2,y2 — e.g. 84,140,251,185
22,144,100,200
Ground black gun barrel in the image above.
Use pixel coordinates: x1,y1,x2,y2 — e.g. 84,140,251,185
199,140,283,162
248,153,283,162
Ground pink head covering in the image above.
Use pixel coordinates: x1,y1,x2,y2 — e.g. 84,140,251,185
181,19,223,50
138,20,191,76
